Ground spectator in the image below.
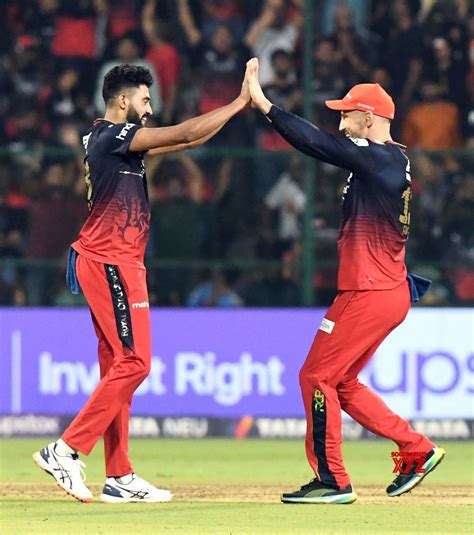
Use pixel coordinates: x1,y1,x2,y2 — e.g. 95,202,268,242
0,190,26,259
179,2,248,144
193,24,245,116
424,36,468,110
408,154,447,261
94,35,162,116
16,0,58,54
9,34,43,101
254,49,301,197
264,153,306,255
149,162,201,306
443,175,474,251
260,49,302,144
150,160,201,259
442,173,474,304
244,0,301,86
106,0,141,42
187,268,243,307
50,0,106,60
370,66,392,93
328,3,371,83
402,80,462,149
177,0,248,44
25,164,87,304
213,156,257,258
321,0,371,36
312,37,348,132
381,1,423,110
44,67,90,128
142,1,181,124
240,262,301,307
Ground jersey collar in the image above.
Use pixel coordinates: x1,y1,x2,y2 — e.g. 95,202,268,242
370,138,407,148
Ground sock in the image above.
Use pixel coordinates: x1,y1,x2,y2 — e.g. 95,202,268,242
54,438,76,456
115,473,134,485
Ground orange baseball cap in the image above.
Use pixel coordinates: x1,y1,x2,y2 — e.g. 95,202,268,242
325,83,395,120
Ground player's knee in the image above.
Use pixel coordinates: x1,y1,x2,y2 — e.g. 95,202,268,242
300,365,332,391
299,365,308,386
338,378,365,401
125,354,150,381
137,357,151,379
337,377,358,391
299,364,318,386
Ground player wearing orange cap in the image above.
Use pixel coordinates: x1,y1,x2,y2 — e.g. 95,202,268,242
246,58,445,504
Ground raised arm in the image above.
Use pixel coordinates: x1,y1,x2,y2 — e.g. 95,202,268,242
243,4,275,49
177,0,202,46
246,58,370,172
146,124,224,156
130,68,250,152
142,0,157,44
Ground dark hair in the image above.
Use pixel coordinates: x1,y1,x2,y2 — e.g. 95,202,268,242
102,64,153,105
271,48,291,63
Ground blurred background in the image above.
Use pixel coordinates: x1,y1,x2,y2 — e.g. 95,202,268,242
0,0,473,445
0,0,472,309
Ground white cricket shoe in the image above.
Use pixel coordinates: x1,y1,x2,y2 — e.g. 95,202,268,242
100,473,173,503
33,442,93,502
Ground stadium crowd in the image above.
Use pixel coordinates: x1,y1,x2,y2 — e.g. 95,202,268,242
0,0,473,306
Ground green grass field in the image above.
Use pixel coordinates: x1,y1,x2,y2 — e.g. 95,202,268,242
0,439,472,534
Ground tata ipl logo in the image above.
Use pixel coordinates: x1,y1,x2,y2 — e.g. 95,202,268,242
391,452,427,474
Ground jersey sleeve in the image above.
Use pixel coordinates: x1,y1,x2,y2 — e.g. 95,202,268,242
101,123,141,156
266,105,374,173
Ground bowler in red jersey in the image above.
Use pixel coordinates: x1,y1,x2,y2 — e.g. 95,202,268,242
33,64,251,503
247,57,445,504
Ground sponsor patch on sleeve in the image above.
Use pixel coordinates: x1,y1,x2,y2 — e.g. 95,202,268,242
319,318,335,334
348,137,369,147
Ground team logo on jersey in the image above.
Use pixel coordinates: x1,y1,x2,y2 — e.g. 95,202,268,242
313,390,325,413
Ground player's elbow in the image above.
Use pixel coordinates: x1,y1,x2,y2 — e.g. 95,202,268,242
183,125,202,144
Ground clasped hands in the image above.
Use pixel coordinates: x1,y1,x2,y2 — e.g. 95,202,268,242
240,58,272,115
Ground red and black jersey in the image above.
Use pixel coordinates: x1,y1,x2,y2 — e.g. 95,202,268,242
267,105,412,290
72,120,150,268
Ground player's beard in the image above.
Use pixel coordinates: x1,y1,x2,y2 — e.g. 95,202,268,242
126,105,148,126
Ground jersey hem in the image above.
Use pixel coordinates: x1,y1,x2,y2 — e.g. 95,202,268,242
337,278,408,292
71,243,146,270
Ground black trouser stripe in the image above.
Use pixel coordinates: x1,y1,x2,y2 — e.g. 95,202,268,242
311,389,338,488
104,264,134,350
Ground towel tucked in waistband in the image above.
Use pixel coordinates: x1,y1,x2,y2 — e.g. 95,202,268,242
66,247,81,295
406,272,432,303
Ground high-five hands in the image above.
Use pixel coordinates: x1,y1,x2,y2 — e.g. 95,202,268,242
246,58,272,114
239,62,252,105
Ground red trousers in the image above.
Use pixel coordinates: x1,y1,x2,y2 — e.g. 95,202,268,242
300,282,434,489
62,255,151,477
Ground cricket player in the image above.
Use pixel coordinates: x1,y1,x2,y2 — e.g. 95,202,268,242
246,58,445,504
33,64,251,503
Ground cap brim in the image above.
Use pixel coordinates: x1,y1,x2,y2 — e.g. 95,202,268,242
325,99,356,111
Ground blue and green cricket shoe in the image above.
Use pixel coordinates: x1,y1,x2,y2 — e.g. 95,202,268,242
386,446,446,497
281,478,357,504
